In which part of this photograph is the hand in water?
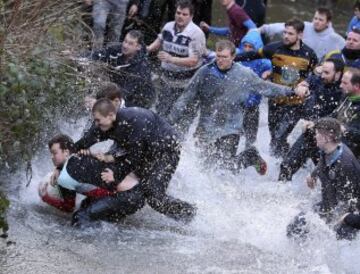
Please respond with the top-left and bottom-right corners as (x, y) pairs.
(306, 175), (317, 189)
(101, 168), (115, 184)
(50, 169), (60, 186)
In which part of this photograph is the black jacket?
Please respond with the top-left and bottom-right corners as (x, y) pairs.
(90, 45), (155, 108)
(312, 144), (360, 215)
(75, 107), (179, 176)
(303, 75), (343, 121)
(331, 96), (360, 158)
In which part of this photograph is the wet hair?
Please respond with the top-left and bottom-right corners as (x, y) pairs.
(48, 134), (75, 153)
(324, 58), (344, 73)
(215, 40), (236, 56)
(315, 117), (342, 142)
(354, 1), (360, 10)
(126, 30), (144, 45)
(96, 83), (123, 101)
(284, 18), (305, 33)
(92, 98), (116, 116)
(176, 0), (194, 15)
(316, 7), (332, 21)
(349, 27), (360, 36)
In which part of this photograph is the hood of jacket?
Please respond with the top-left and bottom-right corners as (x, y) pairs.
(238, 30), (264, 53)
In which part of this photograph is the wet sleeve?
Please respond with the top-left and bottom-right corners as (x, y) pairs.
(74, 123), (107, 151)
(248, 69), (293, 97)
(243, 19), (257, 30)
(261, 23), (285, 38)
(168, 69), (201, 128)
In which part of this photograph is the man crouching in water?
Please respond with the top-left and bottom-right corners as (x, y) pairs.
(73, 98), (196, 225)
(41, 134), (141, 225)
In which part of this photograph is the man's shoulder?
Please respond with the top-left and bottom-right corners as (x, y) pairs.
(162, 21), (175, 32)
(185, 22), (205, 37)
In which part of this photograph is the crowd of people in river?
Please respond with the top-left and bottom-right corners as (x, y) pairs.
(38, 0), (360, 241)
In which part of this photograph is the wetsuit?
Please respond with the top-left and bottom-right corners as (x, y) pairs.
(236, 41), (318, 157)
(287, 144), (360, 240)
(75, 107), (196, 223)
(279, 75), (343, 181)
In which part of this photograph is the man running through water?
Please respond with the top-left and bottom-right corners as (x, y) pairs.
(74, 98), (196, 224)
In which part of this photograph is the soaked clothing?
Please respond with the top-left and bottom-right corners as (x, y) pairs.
(323, 48), (360, 70)
(280, 95), (360, 181)
(89, 45), (155, 108)
(288, 144), (360, 241)
(168, 61), (293, 144)
(75, 107), (196, 222)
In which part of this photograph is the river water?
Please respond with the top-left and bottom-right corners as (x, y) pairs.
(1, 1), (359, 274)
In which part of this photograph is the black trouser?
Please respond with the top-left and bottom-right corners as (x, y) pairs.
(201, 134), (261, 173)
(72, 184), (145, 226)
(268, 100), (304, 157)
(140, 146), (197, 223)
(279, 129), (319, 181)
(243, 105), (260, 147)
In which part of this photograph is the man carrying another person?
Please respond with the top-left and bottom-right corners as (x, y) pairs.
(147, 0), (206, 117)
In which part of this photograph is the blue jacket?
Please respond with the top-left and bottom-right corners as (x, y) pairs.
(347, 16), (360, 34)
(237, 31), (272, 107)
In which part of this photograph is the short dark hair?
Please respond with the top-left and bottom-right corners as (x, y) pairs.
(316, 7), (332, 22)
(285, 18), (305, 33)
(315, 117), (342, 142)
(349, 28), (360, 36)
(324, 58), (344, 73)
(176, 0), (194, 15)
(126, 30), (144, 45)
(215, 40), (236, 56)
(48, 134), (75, 153)
(92, 98), (117, 117)
(349, 68), (360, 86)
(96, 83), (123, 101)
(354, 1), (360, 10)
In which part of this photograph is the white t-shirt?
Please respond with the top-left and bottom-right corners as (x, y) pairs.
(159, 21), (206, 73)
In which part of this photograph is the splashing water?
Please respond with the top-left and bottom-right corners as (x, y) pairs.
(1, 101), (360, 274)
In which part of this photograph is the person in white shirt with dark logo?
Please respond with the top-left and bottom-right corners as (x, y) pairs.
(147, 0), (206, 117)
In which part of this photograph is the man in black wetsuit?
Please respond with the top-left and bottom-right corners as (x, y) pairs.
(74, 98), (196, 224)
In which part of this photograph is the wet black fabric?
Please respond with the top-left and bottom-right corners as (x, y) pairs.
(75, 107), (196, 222)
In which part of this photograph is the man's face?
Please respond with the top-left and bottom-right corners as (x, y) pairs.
(312, 12), (329, 32)
(50, 143), (70, 167)
(243, 42), (255, 52)
(175, 7), (192, 29)
(340, 71), (353, 94)
(320, 61), (337, 84)
(93, 111), (115, 131)
(283, 26), (301, 47)
(315, 130), (330, 151)
(215, 48), (234, 70)
(345, 31), (360, 50)
(121, 34), (141, 57)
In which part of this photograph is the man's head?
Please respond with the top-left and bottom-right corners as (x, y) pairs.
(283, 18), (304, 47)
(215, 40), (236, 71)
(48, 134), (75, 167)
(312, 7), (332, 32)
(92, 98), (117, 132)
(340, 68), (360, 95)
(320, 58), (344, 84)
(121, 30), (143, 58)
(242, 42), (255, 52)
(315, 117), (342, 150)
(96, 83), (124, 110)
(175, 0), (194, 30)
(345, 29), (360, 50)
(354, 1), (360, 20)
